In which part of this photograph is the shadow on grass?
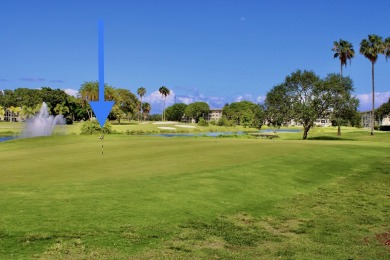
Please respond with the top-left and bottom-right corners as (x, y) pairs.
(308, 136), (356, 141)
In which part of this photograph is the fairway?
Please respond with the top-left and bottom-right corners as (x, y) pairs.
(0, 134), (389, 258)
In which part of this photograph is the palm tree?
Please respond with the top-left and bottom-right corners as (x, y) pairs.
(142, 102), (151, 121)
(360, 34), (384, 136)
(54, 102), (70, 115)
(21, 105), (35, 120)
(332, 39), (355, 77)
(159, 86), (170, 121)
(384, 37), (390, 60)
(137, 87), (146, 122)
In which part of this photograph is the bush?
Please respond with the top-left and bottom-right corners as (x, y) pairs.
(374, 125), (380, 130)
(80, 119), (112, 135)
(198, 117), (209, 126)
(65, 117), (73, 125)
(379, 125), (390, 131)
(217, 116), (235, 127)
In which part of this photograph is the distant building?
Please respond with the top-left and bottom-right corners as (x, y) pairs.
(207, 108), (223, 121)
(4, 108), (21, 122)
(360, 110), (380, 128)
(381, 114), (390, 126)
(288, 117), (331, 127)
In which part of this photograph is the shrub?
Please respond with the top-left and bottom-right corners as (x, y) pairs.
(65, 117), (73, 125)
(198, 117), (209, 126)
(379, 125), (390, 131)
(80, 120), (112, 135)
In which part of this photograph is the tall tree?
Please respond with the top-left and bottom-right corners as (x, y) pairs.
(323, 74), (359, 136)
(332, 39), (355, 77)
(159, 86), (170, 121)
(360, 34), (384, 135)
(284, 70), (326, 140)
(137, 87), (146, 122)
(265, 84), (292, 129)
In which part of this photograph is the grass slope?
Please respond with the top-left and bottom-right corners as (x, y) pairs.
(0, 132), (389, 258)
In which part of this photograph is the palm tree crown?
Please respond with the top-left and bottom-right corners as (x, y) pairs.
(332, 39), (355, 76)
(359, 34), (383, 64)
(383, 37), (390, 61)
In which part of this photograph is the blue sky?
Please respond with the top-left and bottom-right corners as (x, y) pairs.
(1, 0), (389, 113)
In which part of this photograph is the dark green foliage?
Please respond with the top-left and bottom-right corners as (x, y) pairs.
(65, 117), (73, 125)
(322, 74), (359, 135)
(184, 102), (210, 123)
(265, 84), (292, 128)
(376, 98), (390, 121)
(80, 120), (112, 135)
(223, 101), (265, 128)
(165, 103), (188, 121)
(0, 87), (69, 115)
(147, 114), (162, 121)
(379, 125), (390, 131)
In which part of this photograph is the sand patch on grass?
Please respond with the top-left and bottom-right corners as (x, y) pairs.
(153, 121), (176, 125)
(174, 125), (196, 128)
(157, 127), (176, 130)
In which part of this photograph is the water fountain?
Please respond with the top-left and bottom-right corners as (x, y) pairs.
(21, 102), (65, 138)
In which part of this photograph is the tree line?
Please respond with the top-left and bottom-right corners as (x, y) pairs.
(332, 35), (390, 135)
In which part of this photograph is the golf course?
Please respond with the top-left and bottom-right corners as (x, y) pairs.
(0, 123), (389, 259)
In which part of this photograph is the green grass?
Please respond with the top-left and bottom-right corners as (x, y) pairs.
(0, 127), (389, 258)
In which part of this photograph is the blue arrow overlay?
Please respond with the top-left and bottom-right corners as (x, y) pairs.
(89, 20), (114, 128)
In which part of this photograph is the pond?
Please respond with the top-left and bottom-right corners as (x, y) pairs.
(155, 129), (301, 137)
(0, 136), (15, 142)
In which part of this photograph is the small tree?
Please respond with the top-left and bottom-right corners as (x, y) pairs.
(142, 102), (151, 121)
(165, 103), (187, 121)
(323, 74), (359, 136)
(184, 102), (210, 123)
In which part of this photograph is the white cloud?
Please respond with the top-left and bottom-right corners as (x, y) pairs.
(63, 88), (79, 97)
(356, 91), (390, 111)
(144, 90), (176, 113)
(256, 95), (266, 103)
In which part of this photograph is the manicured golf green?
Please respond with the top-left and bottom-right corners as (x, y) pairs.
(0, 129), (389, 258)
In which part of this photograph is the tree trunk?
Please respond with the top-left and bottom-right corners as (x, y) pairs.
(140, 97), (143, 122)
(371, 62), (375, 136)
(302, 125), (311, 140)
(337, 125), (341, 136)
(340, 63), (343, 78)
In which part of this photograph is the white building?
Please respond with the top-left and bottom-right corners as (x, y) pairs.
(207, 108), (223, 121)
